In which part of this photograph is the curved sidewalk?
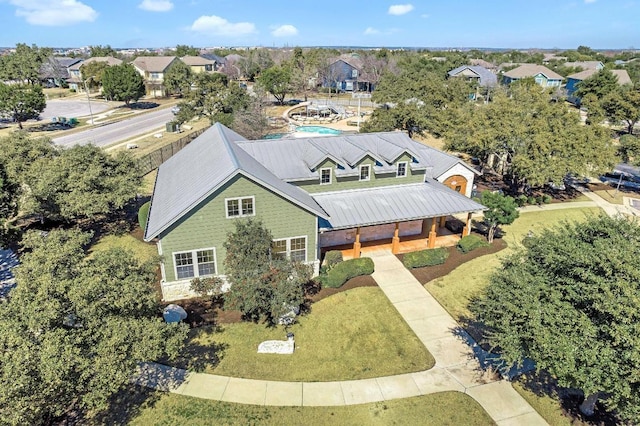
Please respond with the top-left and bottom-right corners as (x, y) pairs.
(136, 251), (547, 425)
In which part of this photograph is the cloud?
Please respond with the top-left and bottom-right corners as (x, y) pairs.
(271, 24), (298, 37)
(189, 15), (256, 36)
(138, 0), (174, 12)
(10, 0), (97, 26)
(388, 4), (414, 15)
(364, 27), (380, 35)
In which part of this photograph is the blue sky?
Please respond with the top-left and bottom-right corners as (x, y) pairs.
(0, 0), (638, 49)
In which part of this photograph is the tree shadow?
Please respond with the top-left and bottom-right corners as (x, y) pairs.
(90, 385), (161, 425)
(167, 325), (228, 372)
(127, 102), (159, 110)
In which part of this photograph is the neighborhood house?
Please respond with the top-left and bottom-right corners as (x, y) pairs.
(144, 124), (484, 301)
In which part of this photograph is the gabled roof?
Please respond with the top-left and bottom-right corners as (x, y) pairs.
(132, 56), (177, 73)
(68, 56), (122, 71)
(315, 180), (486, 231)
(144, 124), (328, 241)
(565, 61), (604, 71)
(470, 59), (497, 70)
(201, 53), (226, 64)
(448, 65), (498, 87)
(331, 54), (364, 70)
(503, 64), (564, 80)
(180, 56), (215, 66)
(567, 69), (632, 85)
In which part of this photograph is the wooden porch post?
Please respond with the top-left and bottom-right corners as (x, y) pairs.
(391, 222), (400, 254)
(462, 212), (472, 237)
(353, 227), (361, 259)
(439, 216), (446, 228)
(428, 218), (437, 248)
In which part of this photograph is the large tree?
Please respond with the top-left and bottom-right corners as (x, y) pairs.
(223, 218), (311, 324)
(480, 191), (519, 243)
(89, 44), (117, 58)
(445, 85), (617, 190)
(102, 63), (145, 106)
(80, 60), (110, 91)
(0, 82), (46, 129)
(600, 89), (640, 135)
(0, 162), (18, 246)
(257, 65), (293, 105)
(473, 215), (640, 422)
(163, 60), (193, 97)
(0, 43), (52, 84)
(0, 228), (188, 425)
(175, 44), (199, 57)
(574, 68), (623, 100)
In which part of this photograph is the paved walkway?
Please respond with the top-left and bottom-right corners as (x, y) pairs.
(135, 250), (547, 425)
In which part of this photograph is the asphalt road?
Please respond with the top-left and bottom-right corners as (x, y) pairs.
(41, 98), (112, 121)
(52, 107), (174, 147)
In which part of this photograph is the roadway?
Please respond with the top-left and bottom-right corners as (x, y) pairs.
(52, 107), (174, 148)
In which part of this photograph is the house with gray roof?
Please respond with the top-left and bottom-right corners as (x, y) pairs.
(448, 65), (497, 100)
(502, 64), (564, 88)
(564, 61), (604, 71)
(66, 56), (123, 91)
(144, 123), (484, 300)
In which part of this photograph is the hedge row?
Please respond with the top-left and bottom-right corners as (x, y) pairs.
(457, 234), (489, 253)
(402, 248), (448, 269)
(320, 257), (374, 288)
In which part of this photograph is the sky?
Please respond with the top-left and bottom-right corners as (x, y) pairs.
(0, 0), (638, 50)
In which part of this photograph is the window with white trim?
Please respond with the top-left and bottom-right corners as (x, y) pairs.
(320, 168), (332, 185)
(359, 164), (371, 181)
(226, 196), (255, 218)
(174, 248), (217, 280)
(396, 161), (408, 177)
(272, 236), (307, 262)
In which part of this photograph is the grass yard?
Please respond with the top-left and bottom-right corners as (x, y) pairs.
(141, 170), (157, 196)
(592, 189), (640, 205)
(512, 381), (573, 426)
(89, 231), (157, 263)
(129, 391), (495, 426)
(172, 287), (434, 381)
(426, 207), (602, 321)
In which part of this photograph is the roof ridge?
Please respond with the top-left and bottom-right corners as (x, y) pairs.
(216, 123), (240, 170)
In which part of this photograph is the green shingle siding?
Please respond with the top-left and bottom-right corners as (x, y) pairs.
(159, 174), (317, 282)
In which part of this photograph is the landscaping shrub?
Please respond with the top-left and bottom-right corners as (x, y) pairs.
(542, 194), (552, 204)
(457, 234), (489, 253)
(515, 194), (529, 207)
(138, 201), (150, 230)
(321, 257), (374, 288)
(402, 248), (448, 269)
(527, 196), (537, 205)
(323, 250), (343, 271)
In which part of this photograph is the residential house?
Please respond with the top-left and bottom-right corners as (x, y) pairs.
(502, 64), (564, 87)
(470, 59), (497, 72)
(566, 69), (632, 103)
(39, 57), (83, 87)
(200, 53), (226, 71)
(179, 56), (216, 74)
(448, 65), (497, 100)
(542, 53), (568, 64)
(132, 56), (179, 97)
(144, 123), (484, 301)
(67, 56), (123, 91)
(324, 54), (373, 92)
(564, 61), (604, 71)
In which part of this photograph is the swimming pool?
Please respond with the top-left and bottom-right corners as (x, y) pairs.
(295, 126), (342, 135)
(264, 126), (343, 140)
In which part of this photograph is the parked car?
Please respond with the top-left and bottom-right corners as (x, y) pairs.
(171, 106), (180, 115)
(286, 99), (303, 106)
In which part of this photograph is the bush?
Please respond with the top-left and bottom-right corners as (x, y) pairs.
(138, 201), (150, 230)
(323, 250), (343, 271)
(542, 194), (552, 204)
(402, 248), (449, 269)
(515, 194), (529, 207)
(320, 257), (374, 288)
(527, 196), (537, 205)
(457, 234), (489, 253)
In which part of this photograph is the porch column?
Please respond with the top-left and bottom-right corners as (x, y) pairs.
(439, 216), (446, 228)
(353, 227), (361, 259)
(391, 222), (400, 254)
(428, 218), (438, 248)
(462, 212), (472, 237)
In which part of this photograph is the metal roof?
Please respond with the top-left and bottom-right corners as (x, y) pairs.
(448, 65), (498, 87)
(314, 180), (486, 231)
(144, 123), (328, 241)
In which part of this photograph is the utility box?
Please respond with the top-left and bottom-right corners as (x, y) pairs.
(165, 122), (177, 133)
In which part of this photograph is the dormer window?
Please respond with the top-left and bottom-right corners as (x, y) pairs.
(359, 164), (371, 181)
(396, 162), (408, 178)
(320, 168), (332, 185)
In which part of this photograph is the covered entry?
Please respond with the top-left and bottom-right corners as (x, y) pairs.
(313, 180), (485, 259)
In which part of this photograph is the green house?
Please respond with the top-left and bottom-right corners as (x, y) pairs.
(144, 123), (484, 300)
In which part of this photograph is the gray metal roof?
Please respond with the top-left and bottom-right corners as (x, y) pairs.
(448, 65), (498, 87)
(236, 132), (475, 182)
(314, 180), (486, 231)
(144, 123), (328, 241)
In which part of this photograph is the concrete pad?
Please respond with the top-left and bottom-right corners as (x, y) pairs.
(376, 374), (422, 400)
(265, 381), (303, 406)
(178, 373), (229, 400)
(406, 315), (460, 343)
(466, 381), (537, 422)
(394, 298), (449, 321)
(221, 377), (267, 405)
(371, 269), (416, 287)
(496, 411), (548, 426)
(427, 336), (476, 368)
(340, 378), (384, 405)
(411, 369), (465, 394)
(381, 284), (431, 304)
(303, 382), (345, 406)
(369, 255), (403, 271)
(445, 360), (490, 388)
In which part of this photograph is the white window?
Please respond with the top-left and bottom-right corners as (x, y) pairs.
(359, 164), (371, 181)
(396, 161), (408, 178)
(150, 72), (161, 79)
(174, 248), (217, 280)
(320, 168), (332, 185)
(226, 196), (255, 218)
(272, 236), (307, 262)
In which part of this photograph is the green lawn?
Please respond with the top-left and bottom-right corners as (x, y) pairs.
(512, 380), (573, 426)
(426, 207), (601, 321)
(172, 287), (434, 381)
(89, 231), (158, 263)
(129, 391), (495, 426)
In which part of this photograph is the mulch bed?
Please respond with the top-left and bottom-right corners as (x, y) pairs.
(397, 236), (508, 285)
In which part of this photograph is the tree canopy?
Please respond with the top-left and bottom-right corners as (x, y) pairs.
(600, 89), (640, 135)
(257, 65), (293, 105)
(175, 44), (199, 57)
(480, 191), (519, 242)
(473, 215), (640, 422)
(89, 44), (117, 58)
(80, 60), (110, 90)
(163, 60), (193, 97)
(102, 63), (145, 105)
(574, 68), (622, 100)
(0, 228), (188, 424)
(0, 43), (52, 84)
(0, 82), (46, 129)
